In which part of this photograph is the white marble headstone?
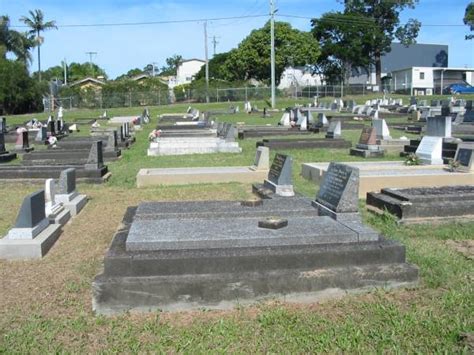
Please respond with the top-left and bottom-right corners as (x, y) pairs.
(416, 136), (443, 165)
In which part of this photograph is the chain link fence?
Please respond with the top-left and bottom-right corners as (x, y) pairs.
(43, 84), (404, 111)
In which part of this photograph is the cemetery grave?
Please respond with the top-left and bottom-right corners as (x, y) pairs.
(0, 132), (17, 162)
(136, 147), (270, 187)
(93, 161), (417, 314)
(349, 127), (385, 158)
(366, 185), (474, 224)
(0, 168), (87, 259)
(147, 122), (241, 156)
(0, 141), (110, 183)
(301, 148), (474, 197)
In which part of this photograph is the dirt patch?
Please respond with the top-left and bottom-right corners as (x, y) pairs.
(446, 240), (474, 260)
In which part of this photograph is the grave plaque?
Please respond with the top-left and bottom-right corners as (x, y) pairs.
(315, 163), (359, 213)
(454, 143), (474, 172)
(358, 127), (377, 145)
(268, 154), (292, 186)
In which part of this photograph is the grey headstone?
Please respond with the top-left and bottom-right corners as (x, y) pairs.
(325, 120), (341, 139)
(224, 125), (236, 142)
(85, 141), (104, 170)
(35, 127), (47, 142)
(426, 116), (451, 138)
(58, 168), (76, 194)
(315, 163), (359, 213)
(14, 190), (46, 228)
(107, 131), (118, 149)
(267, 154), (292, 186)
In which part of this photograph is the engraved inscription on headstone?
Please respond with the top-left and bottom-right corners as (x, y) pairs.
(268, 154), (287, 184)
(454, 143), (474, 172)
(358, 127), (376, 145)
(315, 163), (359, 213)
(457, 149), (472, 167)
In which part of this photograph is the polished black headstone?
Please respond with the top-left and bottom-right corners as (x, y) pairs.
(441, 106), (450, 117)
(49, 120), (56, 135)
(0, 117), (6, 133)
(0, 132), (5, 152)
(315, 163), (359, 213)
(14, 190), (46, 228)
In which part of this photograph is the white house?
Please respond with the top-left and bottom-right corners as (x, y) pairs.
(390, 67), (474, 95)
(169, 59), (205, 88)
(278, 66), (323, 90)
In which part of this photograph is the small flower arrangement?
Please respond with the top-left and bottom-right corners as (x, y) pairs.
(148, 129), (162, 142)
(404, 153), (421, 166)
(447, 158), (461, 172)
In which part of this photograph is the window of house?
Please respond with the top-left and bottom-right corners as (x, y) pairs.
(420, 72), (425, 80)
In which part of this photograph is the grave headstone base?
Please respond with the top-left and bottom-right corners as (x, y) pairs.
(56, 193), (87, 216)
(350, 146), (385, 158)
(252, 180), (295, 198)
(48, 208), (71, 226)
(0, 223), (62, 260)
(0, 152), (17, 162)
(92, 201), (418, 315)
(367, 185), (474, 224)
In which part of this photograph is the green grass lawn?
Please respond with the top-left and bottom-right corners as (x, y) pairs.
(0, 100), (473, 353)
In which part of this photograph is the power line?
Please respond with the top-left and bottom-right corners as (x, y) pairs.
(278, 14), (466, 27)
(9, 12), (465, 29)
(10, 14), (268, 28)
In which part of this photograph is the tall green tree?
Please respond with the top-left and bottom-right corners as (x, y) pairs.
(311, 12), (375, 84)
(343, 0), (421, 88)
(20, 9), (57, 82)
(160, 54), (183, 76)
(0, 15), (34, 64)
(68, 62), (107, 82)
(464, 2), (474, 40)
(0, 58), (43, 114)
(194, 51), (232, 80)
(220, 21), (320, 84)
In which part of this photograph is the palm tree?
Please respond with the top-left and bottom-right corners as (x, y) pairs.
(20, 9), (57, 81)
(0, 15), (34, 64)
